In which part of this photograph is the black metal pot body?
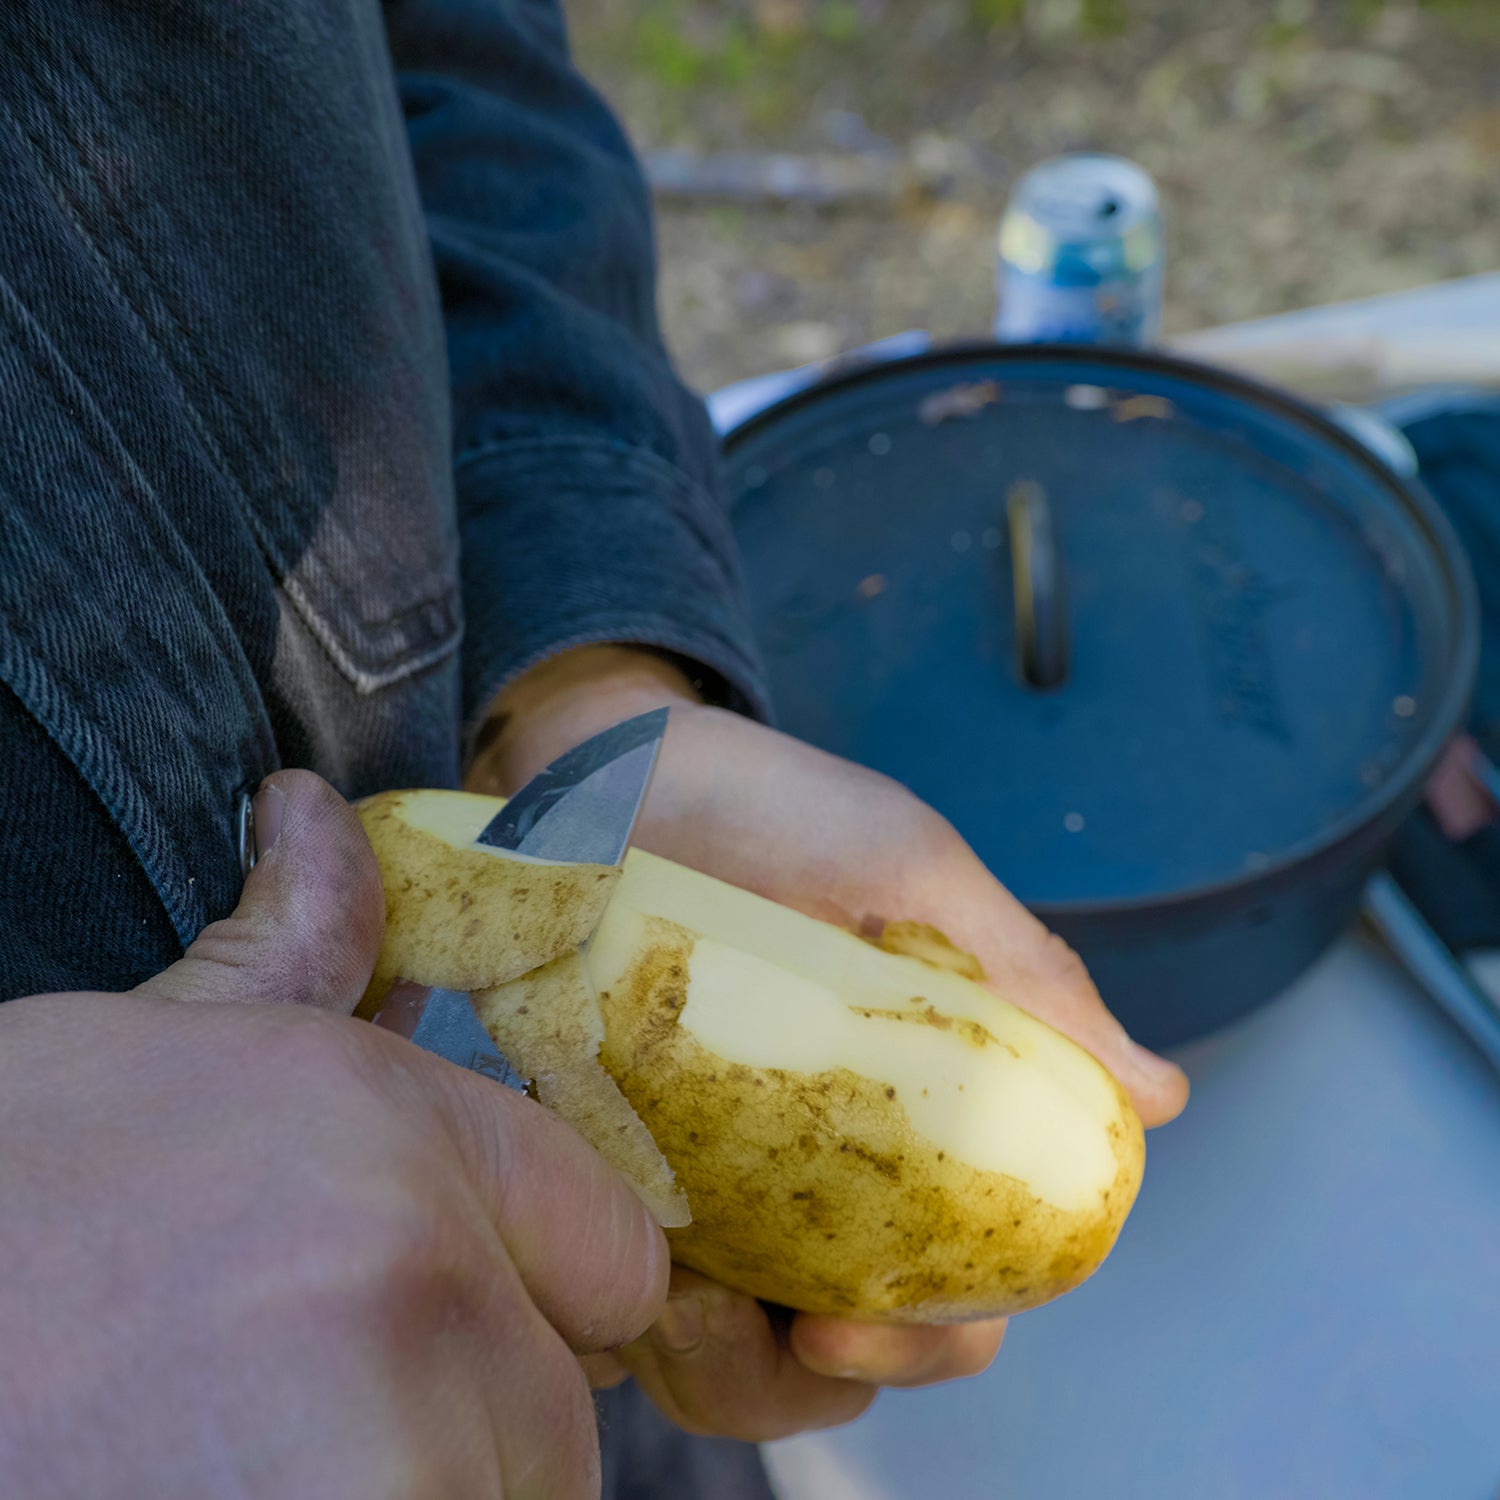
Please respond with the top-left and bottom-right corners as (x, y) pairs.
(724, 344), (1478, 1048)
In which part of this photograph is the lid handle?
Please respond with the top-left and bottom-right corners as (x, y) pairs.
(1008, 480), (1070, 691)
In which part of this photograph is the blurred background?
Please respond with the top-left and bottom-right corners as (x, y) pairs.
(566, 0), (1500, 393)
(559, 10), (1500, 1493)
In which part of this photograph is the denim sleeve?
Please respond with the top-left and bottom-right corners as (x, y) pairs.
(381, 0), (771, 743)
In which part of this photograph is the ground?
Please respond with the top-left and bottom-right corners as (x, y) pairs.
(566, 0), (1500, 395)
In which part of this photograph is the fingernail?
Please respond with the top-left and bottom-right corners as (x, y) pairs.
(1128, 1038), (1183, 1084)
(373, 981), (430, 1039)
(651, 1296), (704, 1354)
(252, 783), (285, 862)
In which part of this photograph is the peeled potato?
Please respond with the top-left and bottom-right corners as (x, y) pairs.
(355, 789), (620, 1017)
(357, 792), (1140, 1320)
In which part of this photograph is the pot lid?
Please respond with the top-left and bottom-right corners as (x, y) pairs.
(725, 345), (1476, 912)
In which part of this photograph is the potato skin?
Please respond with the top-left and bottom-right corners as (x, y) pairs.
(358, 790), (1145, 1318)
(355, 791), (618, 1018)
(473, 955), (692, 1228)
(597, 916), (1145, 1323)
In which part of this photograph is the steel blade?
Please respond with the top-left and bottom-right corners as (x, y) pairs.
(475, 706), (668, 866)
(377, 984), (531, 1094)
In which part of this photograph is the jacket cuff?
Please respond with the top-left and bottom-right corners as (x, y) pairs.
(455, 436), (773, 751)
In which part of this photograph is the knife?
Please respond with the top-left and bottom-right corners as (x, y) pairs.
(373, 707), (670, 1088)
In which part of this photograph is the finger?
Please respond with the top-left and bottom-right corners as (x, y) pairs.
(635, 720), (1188, 1129)
(908, 845), (1189, 1129)
(487, 1322), (604, 1500)
(369, 1243), (601, 1500)
(614, 1266), (876, 1442)
(380, 1037), (670, 1355)
(976, 914), (1189, 1130)
(790, 1313), (1006, 1388)
(1427, 734), (1493, 840)
(136, 770), (384, 1014)
(578, 1351), (632, 1390)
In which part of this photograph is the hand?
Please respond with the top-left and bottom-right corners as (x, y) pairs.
(1426, 734), (1495, 841)
(469, 648), (1189, 1440)
(0, 771), (667, 1499)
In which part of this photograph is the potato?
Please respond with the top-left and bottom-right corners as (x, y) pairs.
(355, 789), (619, 1017)
(479, 847), (1145, 1324)
(475, 953), (691, 1229)
(359, 787), (1143, 1321)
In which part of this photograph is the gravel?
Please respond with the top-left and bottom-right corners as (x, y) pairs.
(569, 0), (1500, 394)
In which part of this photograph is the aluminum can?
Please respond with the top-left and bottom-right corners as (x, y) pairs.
(995, 153), (1163, 346)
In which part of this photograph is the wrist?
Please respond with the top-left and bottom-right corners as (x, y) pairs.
(467, 645), (703, 795)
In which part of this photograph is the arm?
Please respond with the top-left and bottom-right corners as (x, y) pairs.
(382, 0), (771, 758)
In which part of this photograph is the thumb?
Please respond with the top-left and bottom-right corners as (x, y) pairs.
(136, 770), (385, 1012)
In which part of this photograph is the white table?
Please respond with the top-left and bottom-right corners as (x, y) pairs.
(707, 272), (1500, 432)
(1176, 271), (1500, 399)
(764, 937), (1500, 1499)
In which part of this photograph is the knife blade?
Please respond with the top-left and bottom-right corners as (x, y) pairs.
(375, 708), (670, 1086)
(474, 706), (669, 866)
(376, 982), (533, 1093)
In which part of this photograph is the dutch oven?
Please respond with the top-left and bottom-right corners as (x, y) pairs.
(724, 344), (1479, 1049)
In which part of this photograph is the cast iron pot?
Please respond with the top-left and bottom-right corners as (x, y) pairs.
(723, 343), (1478, 1049)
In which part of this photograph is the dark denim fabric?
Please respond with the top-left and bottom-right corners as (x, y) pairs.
(0, 0), (768, 995)
(387, 0), (770, 740)
(0, 4), (771, 1493)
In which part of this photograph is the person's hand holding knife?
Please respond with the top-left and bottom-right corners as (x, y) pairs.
(0, 773), (667, 1500)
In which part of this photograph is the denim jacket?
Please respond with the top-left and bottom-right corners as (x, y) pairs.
(0, 0), (769, 998)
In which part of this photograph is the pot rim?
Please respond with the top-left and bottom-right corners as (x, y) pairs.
(724, 340), (1481, 923)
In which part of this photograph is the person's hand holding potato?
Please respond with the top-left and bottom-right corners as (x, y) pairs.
(465, 646), (1190, 1441)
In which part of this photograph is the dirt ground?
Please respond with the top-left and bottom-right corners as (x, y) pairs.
(567, 0), (1500, 395)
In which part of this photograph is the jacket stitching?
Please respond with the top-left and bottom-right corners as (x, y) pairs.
(11, 43), (459, 689)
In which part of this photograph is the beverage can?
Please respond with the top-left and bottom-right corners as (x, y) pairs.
(995, 154), (1164, 346)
